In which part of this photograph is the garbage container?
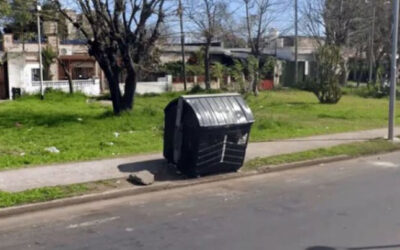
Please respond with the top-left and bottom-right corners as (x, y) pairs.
(11, 88), (21, 100)
(164, 93), (255, 177)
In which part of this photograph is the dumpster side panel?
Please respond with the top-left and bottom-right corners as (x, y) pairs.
(176, 108), (200, 176)
(193, 124), (252, 175)
(163, 100), (178, 162)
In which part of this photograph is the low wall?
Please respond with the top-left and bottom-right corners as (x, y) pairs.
(172, 81), (221, 91)
(119, 75), (172, 95)
(27, 79), (101, 96)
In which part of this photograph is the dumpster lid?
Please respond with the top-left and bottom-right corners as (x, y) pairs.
(181, 93), (255, 127)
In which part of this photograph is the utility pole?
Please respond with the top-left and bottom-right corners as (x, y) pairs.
(178, 0), (187, 91)
(37, 4), (44, 100)
(388, 0), (399, 141)
(294, 0), (298, 86)
(368, 2), (376, 84)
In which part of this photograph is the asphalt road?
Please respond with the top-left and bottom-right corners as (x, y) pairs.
(2, 152), (400, 250)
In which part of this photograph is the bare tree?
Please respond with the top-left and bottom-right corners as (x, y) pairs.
(186, 0), (227, 89)
(54, 0), (165, 114)
(243, 0), (279, 95)
(300, 0), (325, 44)
(302, 0), (367, 85)
(366, 0), (392, 87)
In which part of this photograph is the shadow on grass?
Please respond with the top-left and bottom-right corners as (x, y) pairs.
(0, 111), (91, 127)
(118, 159), (184, 181)
(257, 101), (317, 110)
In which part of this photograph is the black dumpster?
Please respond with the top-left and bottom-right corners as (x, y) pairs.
(11, 88), (21, 100)
(164, 93), (255, 177)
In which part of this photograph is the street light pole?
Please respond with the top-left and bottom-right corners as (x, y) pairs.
(368, 3), (376, 84)
(37, 4), (44, 100)
(178, 0), (187, 91)
(294, 0), (298, 86)
(388, 0), (400, 140)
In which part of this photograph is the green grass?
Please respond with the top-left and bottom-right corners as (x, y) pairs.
(0, 89), (399, 170)
(244, 139), (400, 170)
(246, 89), (400, 141)
(0, 184), (89, 208)
(0, 91), (179, 170)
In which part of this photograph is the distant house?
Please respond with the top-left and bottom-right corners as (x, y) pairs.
(271, 36), (322, 86)
(0, 51), (7, 99)
(0, 14), (323, 100)
(160, 42), (237, 65)
(161, 36), (322, 87)
(0, 18), (105, 100)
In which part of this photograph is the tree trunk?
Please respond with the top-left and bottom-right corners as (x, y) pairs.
(252, 72), (259, 96)
(356, 59), (362, 88)
(22, 28), (25, 52)
(104, 69), (123, 115)
(58, 59), (74, 94)
(204, 42), (211, 90)
(252, 57), (260, 96)
(122, 69), (137, 111)
(340, 58), (349, 86)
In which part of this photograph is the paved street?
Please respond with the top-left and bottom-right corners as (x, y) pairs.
(2, 152), (400, 250)
(1, 127), (398, 192)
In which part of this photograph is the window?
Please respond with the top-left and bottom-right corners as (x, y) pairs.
(31, 68), (40, 81)
(72, 67), (94, 80)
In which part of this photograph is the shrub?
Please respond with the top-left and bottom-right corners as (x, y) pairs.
(188, 85), (204, 94)
(160, 61), (182, 76)
(230, 60), (245, 93)
(307, 45), (342, 104)
(42, 46), (57, 81)
(187, 85), (223, 95)
(211, 62), (225, 81)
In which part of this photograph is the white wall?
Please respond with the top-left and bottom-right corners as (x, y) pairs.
(28, 79), (101, 96)
(120, 75), (172, 95)
(7, 52), (101, 98)
(7, 53), (41, 98)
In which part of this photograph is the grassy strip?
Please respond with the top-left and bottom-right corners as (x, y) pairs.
(0, 184), (90, 208)
(1, 89), (400, 170)
(1, 139), (400, 209)
(244, 139), (400, 170)
(0, 178), (129, 209)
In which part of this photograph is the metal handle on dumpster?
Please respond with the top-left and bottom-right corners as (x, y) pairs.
(173, 98), (183, 163)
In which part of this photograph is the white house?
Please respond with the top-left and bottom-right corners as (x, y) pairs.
(0, 30), (105, 99)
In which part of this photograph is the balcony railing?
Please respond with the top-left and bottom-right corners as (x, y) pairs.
(31, 79), (97, 87)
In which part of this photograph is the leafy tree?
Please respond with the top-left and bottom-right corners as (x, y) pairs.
(246, 55), (259, 91)
(230, 60), (245, 92)
(260, 56), (275, 79)
(41, 46), (57, 81)
(5, 0), (37, 51)
(161, 61), (183, 77)
(186, 49), (205, 76)
(211, 62), (225, 85)
(0, 0), (10, 20)
(186, 64), (204, 76)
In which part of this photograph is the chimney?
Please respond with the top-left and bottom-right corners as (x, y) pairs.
(47, 35), (58, 49)
(2, 34), (13, 51)
(43, 21), (58, 36)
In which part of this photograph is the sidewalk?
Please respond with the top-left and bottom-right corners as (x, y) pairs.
(0, 127), (398, 192)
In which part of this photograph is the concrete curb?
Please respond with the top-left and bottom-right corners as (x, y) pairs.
(0, 155), (352, 218)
